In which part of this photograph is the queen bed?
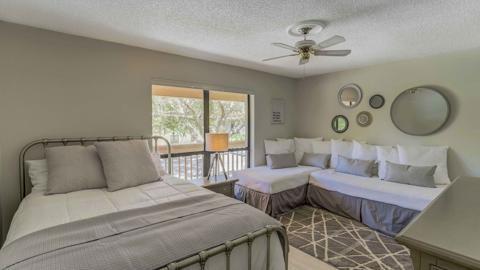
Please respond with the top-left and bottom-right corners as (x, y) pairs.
(0, 136), (288, 270)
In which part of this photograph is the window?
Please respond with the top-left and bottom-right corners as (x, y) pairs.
(152, 84), (250, 180)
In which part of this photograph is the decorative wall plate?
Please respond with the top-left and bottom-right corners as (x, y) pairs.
(369, 94), (385, 109)
(356, 111), (372, 127)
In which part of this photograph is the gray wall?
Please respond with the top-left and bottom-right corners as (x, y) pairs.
(0, 22), (297, 238)
(295, 48), (480, 179)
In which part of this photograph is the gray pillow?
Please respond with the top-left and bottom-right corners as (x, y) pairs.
(299, 153), (331, 169)
(335, 155), (375, 177)
(267, 153), (297, 169)
(384, 161), (437, 188)
(46, 145), (106, 195)
(95, 140), (160, 191)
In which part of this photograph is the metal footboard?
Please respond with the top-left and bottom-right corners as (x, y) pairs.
(159, 225), (289, 270)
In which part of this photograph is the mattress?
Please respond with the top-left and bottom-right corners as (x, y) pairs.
(233, 165), (322, 194)
(5, 175), (211, 246)
(309, 169), (446, 211)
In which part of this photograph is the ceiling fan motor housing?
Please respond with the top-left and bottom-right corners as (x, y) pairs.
(295, 40), (316, 49)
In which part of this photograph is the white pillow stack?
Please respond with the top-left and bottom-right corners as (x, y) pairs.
(312, 140), (331, 154)
(330, 139), (354, 168)
(352, 140), (377, 161)
(376, 146), (400, 179)
(292, 137), (323, 163)
(397, 145), (450, 185)
(264, 139), (294, 155)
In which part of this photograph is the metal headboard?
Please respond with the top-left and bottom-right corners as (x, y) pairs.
(19, 136), (172, 198)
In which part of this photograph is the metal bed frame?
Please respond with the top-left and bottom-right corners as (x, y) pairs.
(18, 136), (289, 270)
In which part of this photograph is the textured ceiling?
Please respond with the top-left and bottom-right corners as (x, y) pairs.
(1, 0), (480, 78)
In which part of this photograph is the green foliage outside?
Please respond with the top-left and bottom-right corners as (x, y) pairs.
(152, 96), (247, 145)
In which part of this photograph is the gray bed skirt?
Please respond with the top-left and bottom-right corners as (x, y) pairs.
(235, 184), (308, 217)
(307, 184), (419, 236)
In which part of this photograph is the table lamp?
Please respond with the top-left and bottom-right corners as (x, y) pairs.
(205, 133), (229, 180)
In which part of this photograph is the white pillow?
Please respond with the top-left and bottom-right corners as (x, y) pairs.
(397, 145), (450, 185)
(376, 146), (400, 179)
(25, 159), (48, 192)
(292, 137), (323, 163)
(275, 138), (296, 153)
(330, 139), (353, 168)
(264, 139), (294, 154)
(312, 141), (331, 154)
(352, 140), (377, 160)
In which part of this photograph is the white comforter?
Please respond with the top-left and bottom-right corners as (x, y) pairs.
(4, 176), (285, 270)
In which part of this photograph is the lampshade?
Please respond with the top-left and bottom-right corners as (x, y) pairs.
(205, 133), (229, 152)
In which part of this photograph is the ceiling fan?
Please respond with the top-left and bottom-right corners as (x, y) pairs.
(263, 26), (351, 65)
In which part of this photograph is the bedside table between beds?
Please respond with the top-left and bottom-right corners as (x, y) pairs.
(191, 177), (238, 198)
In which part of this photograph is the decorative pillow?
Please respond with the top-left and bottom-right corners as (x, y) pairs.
(292, 137), (323, 163)
(264, 139), (294, 154)
(376, 146), (400, 179)
(312, 140), (331, 154)
(267, 153), (297, 169)
(352, 140), (377, 160)
(335, 155), (376, 177)
(299, 153), (331, 169)
(46, 145), (107, 195)
(397, 145), (450, 185)
(95, 140), (160, 191)
(25, 159), (48, 192)
(330, 139), (353, 169)
(384, 161), (437, 188)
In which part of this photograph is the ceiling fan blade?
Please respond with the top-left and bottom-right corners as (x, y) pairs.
(262, 53), (299, 62)
(271, 42), (298, 52)
(299, 57), (309, 65)
(313, 35), (346, 49)
(314, 49), (351, 56)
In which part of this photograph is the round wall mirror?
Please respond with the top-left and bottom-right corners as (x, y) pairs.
(332, 115), (349, 133)
(391, 87), (450, 136)
(338, 84), (362, 108)
(357, 111), (372, 127)
(369, 94), (385, 109)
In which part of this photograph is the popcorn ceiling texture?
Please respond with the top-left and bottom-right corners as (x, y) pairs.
(1, 0), (480, 78)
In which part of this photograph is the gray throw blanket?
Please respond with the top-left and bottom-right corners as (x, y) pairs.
(0, 193), (285, 270)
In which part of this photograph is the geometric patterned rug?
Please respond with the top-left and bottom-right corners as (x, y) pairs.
(278, 206), (413, 270)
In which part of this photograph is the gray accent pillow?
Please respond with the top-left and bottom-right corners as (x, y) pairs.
(267, 153), (297, 169)
(46, 145), (107, 195)
(299, 153), (331, 169)
(335, 155), (375, 177)
(95, 140), (160, 191)
(384, 161), (437, 188)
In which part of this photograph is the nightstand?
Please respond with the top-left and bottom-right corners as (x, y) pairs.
(191, 177), (238, 198)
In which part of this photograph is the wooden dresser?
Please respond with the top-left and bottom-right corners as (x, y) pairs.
(396, 177), (480, 270)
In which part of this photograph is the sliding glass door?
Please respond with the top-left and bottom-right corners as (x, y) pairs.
(152, 84), (250, 180)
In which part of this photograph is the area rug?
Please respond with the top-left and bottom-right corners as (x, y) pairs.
(278, 206), (413, 270)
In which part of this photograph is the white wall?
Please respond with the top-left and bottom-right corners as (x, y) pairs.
(0, 22), (297, 238)
(295, 48), (480, 179)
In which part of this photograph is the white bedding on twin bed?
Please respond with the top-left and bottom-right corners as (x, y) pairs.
(309, 169), (447, 211)
(233, 165), (322, 194)
(4, 176), (285, 270)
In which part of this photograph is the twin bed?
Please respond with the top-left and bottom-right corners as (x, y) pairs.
(235, 164), (446, 236)
(0, 136), (288, 270)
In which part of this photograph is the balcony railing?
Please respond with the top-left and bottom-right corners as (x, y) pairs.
(156, 142), (249, 181)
